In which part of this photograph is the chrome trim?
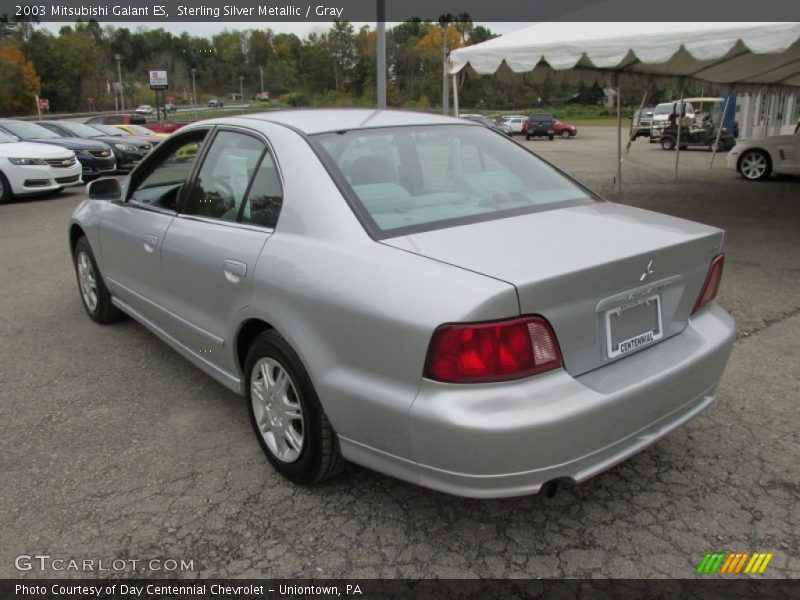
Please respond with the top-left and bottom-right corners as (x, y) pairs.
(176, 213), (276, 234)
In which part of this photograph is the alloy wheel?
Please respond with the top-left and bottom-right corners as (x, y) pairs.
(740, 152), (767, 180)
(76, 251), (98, 312)
(251, 357), (305, 463)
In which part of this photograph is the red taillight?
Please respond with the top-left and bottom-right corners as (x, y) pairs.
(424, 316), (563, 383)
(692, 253), (725, 314)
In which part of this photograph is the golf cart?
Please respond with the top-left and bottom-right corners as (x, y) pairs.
(659, 97), (736, 152)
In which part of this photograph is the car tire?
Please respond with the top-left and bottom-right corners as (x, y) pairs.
(73, 236), (125, 324)
(0, 171), (13, 204)
(548, 135), (554, 141)
(561, 130), (570, 139)
(246, 330), (345, 485)
(525, 135), (531, 141)
(661, 136), (676, 151)
(708, 139), (724, 152)
(738, 149), (772, 181)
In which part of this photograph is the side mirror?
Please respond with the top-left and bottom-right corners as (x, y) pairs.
(87, 178), (121, 201)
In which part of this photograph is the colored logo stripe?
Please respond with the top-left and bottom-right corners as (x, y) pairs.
(697, 552), (774, 574)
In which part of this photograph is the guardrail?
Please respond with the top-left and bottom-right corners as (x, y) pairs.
(13, 104), (255, 122)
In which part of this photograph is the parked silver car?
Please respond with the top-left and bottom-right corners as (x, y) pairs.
(69, 110), (735, 498)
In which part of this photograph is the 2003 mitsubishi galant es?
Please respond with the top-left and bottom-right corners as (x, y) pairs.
(69, 110), (735, 498)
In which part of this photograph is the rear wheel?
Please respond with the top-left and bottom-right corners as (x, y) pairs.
(0, 171), (12, 204)
(739, 150), (771, 181)
(661, 136), (676, 151)
(548, 134), (554, 141)
(560, 130), (570, 139)
(246, 330), (344, 485)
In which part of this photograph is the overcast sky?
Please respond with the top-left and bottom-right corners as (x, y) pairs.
(41, 21), (529, 38)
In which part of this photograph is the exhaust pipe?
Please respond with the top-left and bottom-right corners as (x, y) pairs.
(540, 480), (559, 498)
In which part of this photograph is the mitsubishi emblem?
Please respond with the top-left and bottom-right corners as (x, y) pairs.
(640, 260), (655, 282)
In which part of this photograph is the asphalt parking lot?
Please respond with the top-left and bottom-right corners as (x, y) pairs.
(1, 126), (797, 579)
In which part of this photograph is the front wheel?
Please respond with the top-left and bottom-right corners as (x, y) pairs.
(246, 330), (345, 485)
(739, 150), (771, 181)
(560, 130), (570, 139)
(548, 134), (554, 141)
(0, 171), (13, 204)
(73, 237), (124, 324)
(661, 136), (676, 151)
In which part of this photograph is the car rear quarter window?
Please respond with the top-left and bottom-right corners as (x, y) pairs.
(240, 151), (283, 228)
(314, 124), (595, 238)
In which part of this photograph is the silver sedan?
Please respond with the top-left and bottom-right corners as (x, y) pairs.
(69, 110), (735, 498)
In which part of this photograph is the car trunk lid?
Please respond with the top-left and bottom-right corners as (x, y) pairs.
(382, 202), (724, 377)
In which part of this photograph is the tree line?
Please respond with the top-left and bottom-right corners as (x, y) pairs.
(0, 18), (673, 116)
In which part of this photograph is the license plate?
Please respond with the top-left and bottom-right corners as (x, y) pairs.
(605, 295), (663, 358)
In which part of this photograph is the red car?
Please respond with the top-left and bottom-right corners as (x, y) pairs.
(85, 114), (187, 135)
(521, 116), (578, 139)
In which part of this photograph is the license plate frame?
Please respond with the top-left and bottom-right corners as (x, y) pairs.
(605, 294), (664, 358)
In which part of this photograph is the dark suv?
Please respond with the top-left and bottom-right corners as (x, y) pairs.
(0, 119), (116, 180)
(525, 114), (556, 140)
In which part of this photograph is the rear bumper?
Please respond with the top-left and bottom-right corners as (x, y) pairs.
(401, 303), (735, 498)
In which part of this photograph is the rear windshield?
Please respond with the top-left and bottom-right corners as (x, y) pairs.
(313, 124), (595, 238)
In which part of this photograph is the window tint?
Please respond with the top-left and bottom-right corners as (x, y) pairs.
(182, 131), (265, 222)
(241, 151), (283, 228)
(129, 131), (207, 210)
(315, 124), (594, 236)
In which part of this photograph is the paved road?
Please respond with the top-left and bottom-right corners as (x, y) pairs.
(1, 127), (797, 579)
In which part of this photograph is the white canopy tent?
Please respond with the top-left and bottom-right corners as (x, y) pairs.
(449, 22), (800, 191)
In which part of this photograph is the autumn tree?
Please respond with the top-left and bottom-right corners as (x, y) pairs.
(0, 43), (40, 115)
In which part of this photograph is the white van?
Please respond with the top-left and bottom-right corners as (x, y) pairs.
(650, 101), (695, 141)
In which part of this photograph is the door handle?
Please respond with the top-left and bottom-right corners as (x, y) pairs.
(224, 259), (247, 282)
(143, 234), (158, 252)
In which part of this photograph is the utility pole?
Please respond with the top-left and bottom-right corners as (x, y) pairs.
(376, 0), (386, 109)
(114, 54), (124, 111)
(191, 68), (197, 119)
(259, 66), (264, 95)
(239, 76), (244, 105)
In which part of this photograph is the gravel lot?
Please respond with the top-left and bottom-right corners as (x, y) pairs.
(1, 126), (797, 579)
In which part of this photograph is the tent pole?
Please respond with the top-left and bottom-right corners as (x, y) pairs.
(452, 73), (459, 117)
(710, 87), (732, 168)
(616, 72), (622, 194)
(626, 81), (652, 155)
(674, 82), (685, 180)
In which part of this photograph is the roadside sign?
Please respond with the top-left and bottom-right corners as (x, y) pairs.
(149, 70), (168, 90)
(38, 98), (49, 110)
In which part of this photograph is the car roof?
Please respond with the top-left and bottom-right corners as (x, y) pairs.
(230, 109), (467, 135)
